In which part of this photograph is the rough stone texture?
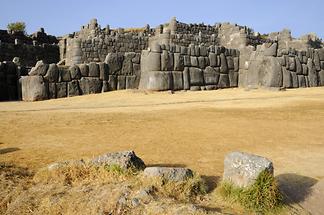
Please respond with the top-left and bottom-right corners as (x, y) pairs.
(141, 51), (161, 72)
(139, 71), (172, 91)
(183, 67), (190, 90)
(48, 82), (56, 99)
(319, 70), (324, 86)
(108, 75), (117, 90)
(121, 53), (134, 75)
(69, 64), (81, 80)
(172, 71), (183, 90)
(308, 59), (318, 87)
(28, 60), (49, 76)
(117, 75), (126, 90)
(88, 62), (100, 77)
(98, 62), (109, 80)
(204, 66), (219, 85)
(223, 151), (274, 188)
(282, 68), (292, 88)
(44, 63), (59, 82)
(143, 167), (193, 182)
(297, 75), (306, 88)
(56, 82), (67, 98)
(189, 67), (204, 86)
(20, 76), (48, 101)
(126, 75), (137, 89)
(263, 43), (277, 57)
(174, 53), (184, 71)
(79, 64), (89, 77)
(101, 80), (109, 92)
(68, 80), (80, 97)
(91, 151), (145, 171)
(79, 77), (102, 94)
(105, 53), (124, 74)
(218, 74), (230, 88)
(228, 70), (238, 87)
(220, 53), (228, 73)
(59, 66), (71, 82)
(291, 72), (299, 88)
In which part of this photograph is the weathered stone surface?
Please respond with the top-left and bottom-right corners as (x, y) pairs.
(263, 43), (277, 57)
(198, 56), (206, 69)
(183, 55), (191, 67)
(189, 67), (204, 86)
(233, 57), (239, 72)
(190, 56), (198, 67)
(105, 53), (124, 74)
(108, 75), (117, 91)
(59, 66), (71, 82)
(218, 74), (230, 88)
(28, 60), (49, 76)
(91, 151), (145, 171)
(56, 82), (67, 98)
(140, 50), (160, 72)
(48, 82), (56, 99)
(172, 71), (183, 90)
(121, 53), (134, 75)
(101, 80), (109, 92)
(302, 64), (308, 75)
(247, 56), (282, 88)
(79, 64), (89, 77)
(139, 71), (172, 91)
(282, 68), (292, 88)
(88, 62), (100, 77)
(223, 151), (273, 188)
(20, 76), (48, 101)
(319, 70), (324, 86)
(79, 77), (102, 94)
(288, 57), (296, 71)
(161, 50), (169, 71)
(227, 56), (234, 70)
(220, 53), (228, 73)
(44, 63), (59, 82)
(174, 53), (184, 71)
(99, 62), (109, 81)
(291, 72), (299, 88)
(190, 86), (201, 91)
(297, 75), (306, 88)
(204, 66), (219, 85)
(228, 70), (238, 87)
(143, 167), (193, 182)
(314, 51), (321, 71)
(183, 67), (190, 90)
(69, 64), (81, 80)
(308, 59), (318, 87)
(117, 75), (126, 90)
(295, 57), (302, 75)
(126, 75), (137, 89)
(209, 53), (217, 67)
(68, 80), (80, 97)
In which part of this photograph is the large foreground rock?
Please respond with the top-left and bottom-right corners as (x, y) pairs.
(20, 76), (48, 101)
(139, 71), (172, 91)
(143, 167), (193, 182)
(223, 151), (273, 188)
(91, 151), (146, 171)
(28, 60), (49, 76)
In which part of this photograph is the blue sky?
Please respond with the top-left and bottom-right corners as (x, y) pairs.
(1, 0), (323, 38)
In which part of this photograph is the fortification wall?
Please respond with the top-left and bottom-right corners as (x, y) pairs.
(20, 52), (141, 101)
(139, 43), (239, 91)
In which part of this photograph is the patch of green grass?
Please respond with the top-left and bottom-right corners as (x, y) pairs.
(104, 164), (125, 175)
(218, 171), (283, 213)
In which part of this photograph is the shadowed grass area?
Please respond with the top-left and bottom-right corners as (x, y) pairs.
(217, 171), (283, 213)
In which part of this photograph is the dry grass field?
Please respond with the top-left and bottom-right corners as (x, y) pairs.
(1, 87), (324, 214)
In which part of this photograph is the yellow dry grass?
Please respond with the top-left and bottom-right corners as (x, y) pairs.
(1, 87), (324, 214)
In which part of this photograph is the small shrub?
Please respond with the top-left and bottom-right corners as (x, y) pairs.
(218, 171), (283, 213)
(7, 22), (26, 34)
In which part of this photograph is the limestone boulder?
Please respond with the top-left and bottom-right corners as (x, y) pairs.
(79, 77), (102, 94)
(69, 64), (81, 80)
(143, 167), (193, 182)
(20, 76), (48, 101)
(79, 64), (89, 77)
(91, 151), (145, 171)
(189, 67), (204, 86)
(98, 62), (109, 80)
(59, 66), (71, 82)
(28, 60), (49, 76)
(117, 75), (126, 90)
(44, 64), (59, 82)
(308, 58), (318, 87)
(139, 71), (172, 91)
(105, 53), (124, 74)
(172, 71), (183, 90)
(223, 151), (273, 188)
(88, 62), (100, 77)
(56, 82), (67, 98)
(204, 66), (219, 85)
(218, 74), (230, 88)
(68, 80), (80, 97)
(140, 50), (161, 72)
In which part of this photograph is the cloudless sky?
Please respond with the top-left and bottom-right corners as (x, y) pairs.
(1, 0), (323, 38)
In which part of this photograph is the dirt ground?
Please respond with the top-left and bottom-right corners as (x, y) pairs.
(1, 87), (324, 213)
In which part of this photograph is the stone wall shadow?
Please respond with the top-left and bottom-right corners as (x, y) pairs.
(0, 147), (20, 155)
(276, 173), (318, 204)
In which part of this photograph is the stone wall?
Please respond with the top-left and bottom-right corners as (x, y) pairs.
(61, 19), (149, 65)
(0, 61), (22, 101)
(20, 52), (141, 101)
(139, 43), (239, 91)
